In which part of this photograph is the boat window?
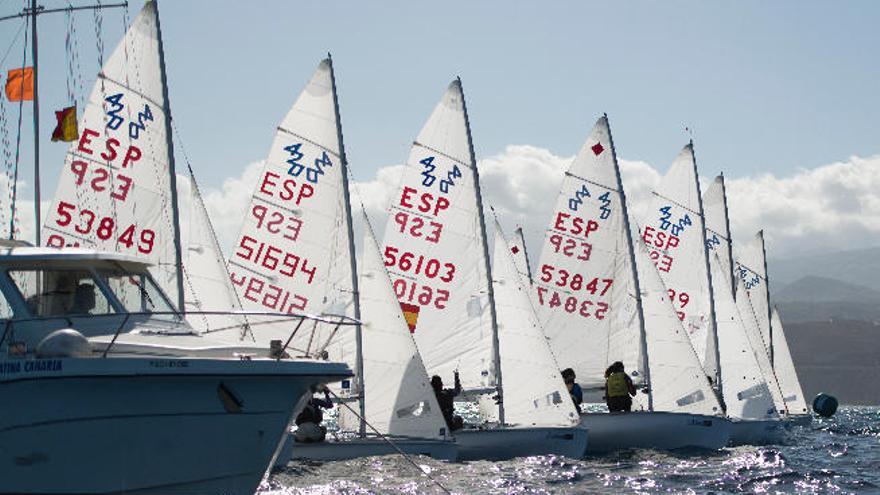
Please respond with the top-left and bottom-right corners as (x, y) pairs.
(98, 270), (176, 316)
(9, 270), (115, 317)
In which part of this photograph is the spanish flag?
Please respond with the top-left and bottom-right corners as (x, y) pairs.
(400, 302), (420, 333)
(5, 67), (34, 102)
(51, 106), (78, 142)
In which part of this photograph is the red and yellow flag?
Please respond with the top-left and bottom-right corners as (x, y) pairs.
(51, 106), (78, 142)
(400, 302), (420, 334)
(5, 67), (34, 102)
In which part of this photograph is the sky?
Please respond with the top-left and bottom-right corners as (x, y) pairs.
(1, 0), (879, 259)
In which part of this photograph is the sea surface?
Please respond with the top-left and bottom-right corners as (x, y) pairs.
(260, 406), (880, 494)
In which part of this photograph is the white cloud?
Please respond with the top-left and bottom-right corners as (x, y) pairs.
(20, 145), (870, 263)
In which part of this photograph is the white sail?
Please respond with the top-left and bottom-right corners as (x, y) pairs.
(638, 144), (718, 383)
(736, 281), (787, 415)
(182, 173), (249, 336)
(380, 80), (492, 391)
(734, 231), (771, 355)
(712, 254), (778, 420)
(510, 227), (533, 284)
(42, 2), (181, 303)
(703, 175), (733, 294)
(771, 307), (809, 415)
(634, 238), (723, 416)
(535, 116), (642, 391)
(488, 221), (580, 427)
(356, 217), (451, 439)
(226, 59), (353, 351)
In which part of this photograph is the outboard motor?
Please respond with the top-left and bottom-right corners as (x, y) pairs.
(812, 392), (839, 418)
(35, 329), (92, 358)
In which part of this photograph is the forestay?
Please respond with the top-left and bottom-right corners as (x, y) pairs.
(712, 253), (778, 420)
(42, 3), (181, 304)
(633, 238), (723, 416)
(487, 221), (580, 427)
(226, 59), (353, 350)
(638, 144), (718, 383)
(535, 117), (642, 391)
(353, 219), (451, 439)
(771, 307), (809, 415)
(380, 80), (492, 391)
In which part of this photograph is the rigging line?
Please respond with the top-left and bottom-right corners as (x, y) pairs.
(0, 18), (25, 67)
(324, 387), (452, 495)
(8, 9), (28, 240)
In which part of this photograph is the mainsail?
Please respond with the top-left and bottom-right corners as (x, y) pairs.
(638, 144), (720, 388)
(734, 231), (772, 356)
(226, 59), (354, 351)
(703, 175), (734, 294)
(535, 116), (644, 392)
(380, 80), (494, 393)
(488, 220), (579, 427)
(354, 217), (451, 439)
(42, 2), (183, 305)
(510, 227), (533, 284)
(770, 307), (809, 415)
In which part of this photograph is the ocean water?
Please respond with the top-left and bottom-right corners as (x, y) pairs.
(261, 407), (880, 494)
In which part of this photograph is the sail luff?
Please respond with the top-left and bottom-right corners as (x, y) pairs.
(152, 0), (185, 312)
(514, 227), (533, 284)
(719, 173), (736, 295)
(605, 113), (652, 411)
(758, 231), (774, 366)
(458, 77), (504, 425)
(327, 55), (365, 437)
(691, 142), (724, 410)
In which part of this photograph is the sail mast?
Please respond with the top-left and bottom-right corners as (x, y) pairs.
(29, 0), (40, 246)
(758, 231), (774, 367)
(515, 227), (533, 284)
(328, 54), (365, 437)
(605, 114), (652, 411)
(152, 0), (185, 312)
(458, 77), (504, 425)
(719, 173), (736, 294)
(691, 141), (724, 411)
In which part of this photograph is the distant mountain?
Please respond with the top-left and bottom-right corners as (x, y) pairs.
(774, 276), (880, 304)
(769, 246), (880, 293)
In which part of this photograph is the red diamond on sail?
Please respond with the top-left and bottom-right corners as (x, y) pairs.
(511, 246), (520, 254)
(591, 143), (605, 156)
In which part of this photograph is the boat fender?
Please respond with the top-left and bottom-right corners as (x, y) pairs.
(812, 393), (838, 418)
(35, 329), (91, 358)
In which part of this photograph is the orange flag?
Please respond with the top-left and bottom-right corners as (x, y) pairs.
(51, 106), (78, 142)
(5, 67), (34, 102)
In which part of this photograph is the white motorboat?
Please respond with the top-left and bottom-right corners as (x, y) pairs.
(0, 246), (352, 495)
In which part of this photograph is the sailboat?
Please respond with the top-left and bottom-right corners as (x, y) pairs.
(735, 231), (810, 422)
(380, 79), (587, 460)
(534, 117), (728, 452)
(223, 58), (456, 460)
(702, 175), (791, 444)
(6, 2), (351, 494)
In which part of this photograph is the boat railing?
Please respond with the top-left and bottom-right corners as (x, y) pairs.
(0, 310), (360, 361)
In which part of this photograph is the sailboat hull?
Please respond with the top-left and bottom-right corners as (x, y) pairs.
(728, 418), (785, 446)
(454, 425), (588, 461)
(0, 357), (349, 495)
(580, 411), (731, 453)
(277, 435), (458, 463)
(784, 414), (813, 427)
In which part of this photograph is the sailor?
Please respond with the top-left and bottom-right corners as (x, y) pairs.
(293, 385), (334, 443)
(561, 368), (583, 412)
(604, 361), (636, 413)
(431, 371), (464, 431)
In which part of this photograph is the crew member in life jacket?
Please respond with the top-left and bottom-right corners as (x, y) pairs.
(604, 361), (636, 412)
(561, 368), (583, 413)
(431, 371), (464, 431)
(293, 385), (334, 443)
